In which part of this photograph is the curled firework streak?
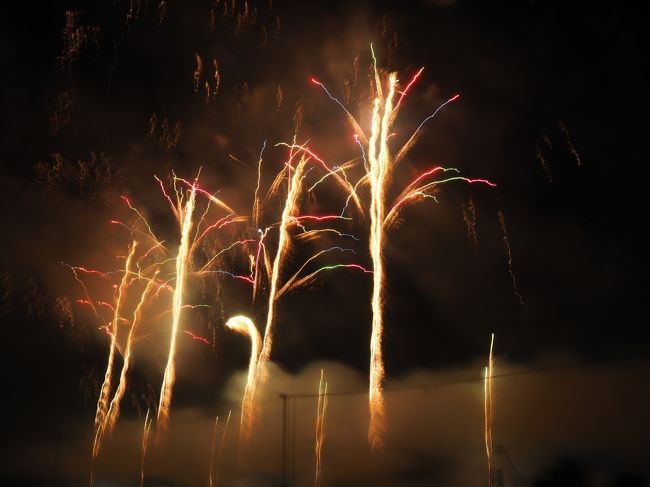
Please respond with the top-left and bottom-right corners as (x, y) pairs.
(314, 370), (329, 487)
(484, 333), (495, 487)
(157, 180), (198, 436)
(225, 316), (261, 443)
(92, 241), (137, 459)
(105, 270), (160, 434)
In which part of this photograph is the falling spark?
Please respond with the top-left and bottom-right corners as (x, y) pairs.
(314, 369), (328, 487)
(252, 140), (267, 230)
(104, 270), (160, 434)
(225, 315), (261, 442)
(92, 241), (137, 459)
(462, 195), (479, 247)
(213, 59), (221, 95)
(559, 120), (582, 166)
(535, 145), (553, 186)
(497, 211), (523, 304)
(193, 53), (203, 93)
(140, 408), (153, 487)
(157, 179), (198, 436)
(484, 333), (495, 487)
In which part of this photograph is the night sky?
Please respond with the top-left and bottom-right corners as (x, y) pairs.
(1, 1), (649, 486)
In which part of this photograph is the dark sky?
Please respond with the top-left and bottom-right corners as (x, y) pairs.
(1, 1), (648, 486)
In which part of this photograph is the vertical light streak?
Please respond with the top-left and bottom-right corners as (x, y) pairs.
(225, 315), (261, 442)
(484, 333), (495, 487)
(140, 408), (153, 487)
(215, 410), (231, 486)
(92, 241), (137, 459)
(157, 180), (198, 435)
(209, 416), (219, 487)
(105, 270), (160, 434)
(314, 369), (328, 487)
(367, 73), (397, 449)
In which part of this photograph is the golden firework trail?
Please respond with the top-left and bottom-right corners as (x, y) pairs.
(140, 408), (153, 487)
(259, 153), (308, 364)
(92, 240), (138, 459)
(310, 50), (493, 447)
(314, 369), (328, 487)
(209, 416), (219, 487)
(367, 71), (396, 449)
(104, 269), (160, 434)
(157, 177), (198, 435)
(484, 333), (495, 487)
(225, 315), (261, 442)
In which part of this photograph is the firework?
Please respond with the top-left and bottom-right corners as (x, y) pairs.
(92, 241), (137, 459)
(311, 49), (495, 447)
(367, 73), (397, 448)
(157, 178), (198, 436)
(225, 315), (261, 442)
(104, 270), (160, 434)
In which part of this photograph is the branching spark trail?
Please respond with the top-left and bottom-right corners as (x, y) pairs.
(157, 179), (198, 436)
(225, 315), (261, 442)
(92, 241), (137, 460)
(497, 210), (524, 304)
(310, 78), (367, 145)
(394, 93), (460, 166)
(367, 72), (396, 449)
(484, 333), (495, 487)
(105, 270), (160, 434)
(140, 409), (153, 487)
(314, 369), (328, 487)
